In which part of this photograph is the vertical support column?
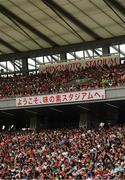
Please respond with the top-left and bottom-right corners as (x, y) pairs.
(102, 46), (110, 56)
(30, 116), (37, 130)
(30, 115), (48, 130)
(22, 57), (28, 75)
(106, 105), (119, 125)
(119, 109), (125, 127)
(60, 52), (67, 62)
(79, 112), (91, 129)
(79, 112), (100, 129)
(112, 109), (119, 124)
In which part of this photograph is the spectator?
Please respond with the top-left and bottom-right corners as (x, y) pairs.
(0, 126), (125, 179)
(0, 64), (125, 98)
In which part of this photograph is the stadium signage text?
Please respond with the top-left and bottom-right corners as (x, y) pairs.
(39, 55), (119, 74)
(16, 89), (105, 107)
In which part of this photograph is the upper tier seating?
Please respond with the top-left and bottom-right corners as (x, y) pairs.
(0, 64), (125, 98)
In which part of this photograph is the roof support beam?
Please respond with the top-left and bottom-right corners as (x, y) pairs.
(42, 0), (101, 40)
(47, 55), (60, 63)
(0, 38), (20, 52)
(46, 56), (51, 62)
(60, 52), (67, 61)
(86, 50), (91, 59)
(0, 35), (125, 61)
(102, 45), (110, 56)
(12, 61), (22, 70)
(28, 62), (35, 67)
(107, 0), (125, 16)
(0, 4), (58, 46)
(0, 63), (12, 72)
(51, 55), (59, 62)
(9, 61), (19, 71)
(112, 46), (125, 57)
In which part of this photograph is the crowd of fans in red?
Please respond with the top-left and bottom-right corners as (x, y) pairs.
(0, 64), (125, 98)
(0, 126), (125, 179)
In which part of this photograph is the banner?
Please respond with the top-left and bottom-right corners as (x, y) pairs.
(16, 89), (105, 107)
(39, 55), (119, 74)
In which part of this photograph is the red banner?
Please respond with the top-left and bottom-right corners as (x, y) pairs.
(16, 89), (105, 107)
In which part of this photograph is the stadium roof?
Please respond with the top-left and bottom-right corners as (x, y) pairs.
(0, 0), (125, 62)
(1, 1), (125, 131)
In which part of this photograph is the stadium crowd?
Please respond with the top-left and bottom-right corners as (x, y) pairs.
(0, 64), (125, 98)
(0, 126), (125, 179)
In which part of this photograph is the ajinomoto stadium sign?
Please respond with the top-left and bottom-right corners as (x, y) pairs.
(39, 55), (119, 74)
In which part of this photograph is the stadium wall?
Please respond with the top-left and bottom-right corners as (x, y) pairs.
(0, 86), (125, 110)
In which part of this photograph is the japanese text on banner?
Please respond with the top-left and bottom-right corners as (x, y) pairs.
(16, 89), (105, 107)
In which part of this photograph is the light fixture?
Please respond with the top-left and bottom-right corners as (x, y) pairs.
(50, 107), (63, 112)
(106, 103), (119, 109)
(77, 105), (89, 111)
